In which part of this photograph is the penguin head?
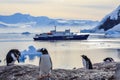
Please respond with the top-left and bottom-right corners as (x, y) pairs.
(37, 48), (48, 55)
(103, 57), (114, 62)
(81, 55), (87, 59)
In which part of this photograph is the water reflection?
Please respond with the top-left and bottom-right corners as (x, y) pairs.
(0, 38), (120, 69)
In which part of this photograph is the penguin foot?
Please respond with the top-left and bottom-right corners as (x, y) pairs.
(47, 73), (51, 77)
(38, 75), (49, 79)
(37, 75), (51, 80)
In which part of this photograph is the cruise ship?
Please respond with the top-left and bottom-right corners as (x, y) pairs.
(33, 26), (89, 41)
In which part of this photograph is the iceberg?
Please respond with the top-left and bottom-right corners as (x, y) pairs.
(105, 24), (120, 38)
(19, 46), (42, 62)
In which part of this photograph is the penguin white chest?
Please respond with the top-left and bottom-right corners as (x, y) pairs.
(39, 55), (52, 75)
(82, 58), (87, 68)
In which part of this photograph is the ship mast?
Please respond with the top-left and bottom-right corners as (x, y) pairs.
(54, 25), (56, 32)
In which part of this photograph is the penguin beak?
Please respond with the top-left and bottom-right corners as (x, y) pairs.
(16, 54), (20, 59)
(81, 55), (85, 58)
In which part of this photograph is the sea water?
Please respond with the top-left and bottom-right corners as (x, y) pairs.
(0, 33), (120, 69)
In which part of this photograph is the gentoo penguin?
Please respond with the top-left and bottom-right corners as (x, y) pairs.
(6, 49), (21, 66)
(103, 57), (114, 63)
(37, 48), (52, 78)
(81, 55), (93, 69)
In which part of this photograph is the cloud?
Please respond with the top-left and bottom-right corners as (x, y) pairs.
(79, 5), (113, 10)
(0, 0), (44, 4)
(0, 0), (119, 20)
(0, 0), (66, 4)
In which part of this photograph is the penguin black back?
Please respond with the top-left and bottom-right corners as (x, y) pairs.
(81, 55), (93, 69)
(103, 57), (114, 63)
(6, 49), (21, 66)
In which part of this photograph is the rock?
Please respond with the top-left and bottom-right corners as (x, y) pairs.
(114, 63), (120, 80)
(0, 62), (117, 80)
(0, 65), (39, 80)
(21, 32), (31, 35)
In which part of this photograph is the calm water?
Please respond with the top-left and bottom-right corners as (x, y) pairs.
(0, 33), (120, 69)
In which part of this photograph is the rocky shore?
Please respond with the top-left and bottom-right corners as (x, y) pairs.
(0, 62), (118, 80)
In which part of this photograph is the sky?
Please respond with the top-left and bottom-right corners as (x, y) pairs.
(0, 0), (120, 21)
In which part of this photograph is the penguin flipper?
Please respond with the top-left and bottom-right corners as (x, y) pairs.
(49, 57), (52, 70)
(39, 57), (42, 71)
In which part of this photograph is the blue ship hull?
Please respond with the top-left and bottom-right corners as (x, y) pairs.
(33, 34), (89, 41)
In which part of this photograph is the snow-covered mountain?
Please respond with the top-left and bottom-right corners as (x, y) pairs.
(94, 5), (120, 32)
(81, 5), (120, 38)
(88, 5), (120, 38)
(0, 13), (98, 28)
